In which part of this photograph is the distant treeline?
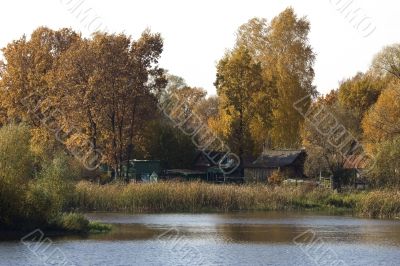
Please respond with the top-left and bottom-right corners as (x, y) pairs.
(0, 7), (400, 187)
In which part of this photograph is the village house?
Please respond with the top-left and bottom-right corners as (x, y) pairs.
(342, 154), (369, 189)
(192, 150), (246, 183)
(244, 149), (307, 183)
(102, 149), (307, 184)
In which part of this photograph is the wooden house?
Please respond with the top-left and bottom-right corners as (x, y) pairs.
(343, 155), (369, 189)
(244, 149), (307, 183)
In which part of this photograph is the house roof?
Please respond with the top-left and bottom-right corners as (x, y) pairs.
(194, 150), (227, 163)
(343, 155), (369, 169)
(247, 149), (305, 168)
(166, 169), (205, 176)
(193, 150), (232, 167)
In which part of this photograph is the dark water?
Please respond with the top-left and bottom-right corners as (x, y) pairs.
(1, 212), (400, 265)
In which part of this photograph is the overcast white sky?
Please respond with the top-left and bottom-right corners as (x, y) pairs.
(0, 0), (399, 95)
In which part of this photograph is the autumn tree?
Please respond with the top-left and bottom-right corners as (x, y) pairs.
(195, 95), (219, 124)
(51, 30), (166, 177)
(164, 73), (187, 92)
(368, 135), (400, 187)
(0, 27), (80, 125)
(372, 44), (400, 80)
(362, 82), (400, 149)
(215, 46), (269, 158)
(1, 27), (167, 177)
(0, 27), (81, 160)
(338, 73), (384, 115)
(360, 44), (400, 186)
(166, 85), (207, 122)
(235, 17), (274, 152)
(236, 8), (316, 148)
(301, 93), (359, 187)
(236, 17), (270, 63)
(337, 72), (385, 135)
(268, 8), (315, 148)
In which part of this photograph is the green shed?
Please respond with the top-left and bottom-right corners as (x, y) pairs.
(123, 160), (163, 182)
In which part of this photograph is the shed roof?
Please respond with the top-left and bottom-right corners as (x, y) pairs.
(193, 150), (229, 165)
(247, 149), (305, 168)
(167, 169), (205, 175)
(343, 155), (369, 169)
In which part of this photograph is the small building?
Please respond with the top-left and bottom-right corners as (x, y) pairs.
(123, 160), (163, 182)
(343, 155), (369, 189)
(193, 150), (230, 172)
(192, 150), (246, 182)
(244, 149), (307, 183)
(164, 169), (206, 181)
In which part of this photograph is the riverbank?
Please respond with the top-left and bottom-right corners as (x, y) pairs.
(3, 212), (400, 265)
(0, 214), (112, 241)
(73, 181), (400, 219)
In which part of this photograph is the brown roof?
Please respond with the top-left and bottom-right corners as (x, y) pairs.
(246, 149), (306, 168)
(343, 155), (369, 169)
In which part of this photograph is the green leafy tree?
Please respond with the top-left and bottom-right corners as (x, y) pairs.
(143, 120), (196, 169)
(0, 124), (34, 228)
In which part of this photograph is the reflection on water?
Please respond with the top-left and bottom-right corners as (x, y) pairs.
(81, 212), (400, 246)
(1, 212), (400, 265)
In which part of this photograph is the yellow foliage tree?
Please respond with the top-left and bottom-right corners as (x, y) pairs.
(362, 82), (400, 152)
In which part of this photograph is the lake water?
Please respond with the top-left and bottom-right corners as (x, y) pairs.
(1, 212), (400, 265)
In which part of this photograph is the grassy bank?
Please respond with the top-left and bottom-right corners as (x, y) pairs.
(0, 213), (111, 240)
(73, 181), (400, 219)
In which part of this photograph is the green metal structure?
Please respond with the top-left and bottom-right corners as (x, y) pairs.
(123, 160), (163, 182)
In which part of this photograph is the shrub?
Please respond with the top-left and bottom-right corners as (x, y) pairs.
(356, 190), (400, 218)
(25, 154), (75, 225)
(368, 136), (400, 187)
(88, 221), (112, 233)
(0, 124), (34, 181)
(269, 171), (285, 185)
(58, 213), (89, 233)
(0, 124), (34, 229)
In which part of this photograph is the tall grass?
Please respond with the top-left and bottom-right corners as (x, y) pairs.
(356, 190), (400, 219)
(73, 181), (336, 212)
(73, 181), (400, 219)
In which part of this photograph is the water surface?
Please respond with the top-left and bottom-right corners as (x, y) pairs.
(1, 212), (400, 265)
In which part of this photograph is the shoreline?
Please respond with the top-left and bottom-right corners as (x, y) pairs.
(73, 181), (400, 220)
(2, 208), (398, 241)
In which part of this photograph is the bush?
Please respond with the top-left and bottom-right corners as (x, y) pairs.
(0, 124), (34, 181)
(368, 136), (400, 187)
(0, 124), (34, 229)
(0, 123), (80, 231)
(88, 221), (112, 233)
(269, 171), (285, 185)
(24, 154), (75, 225)
(57, 213), (89, 233)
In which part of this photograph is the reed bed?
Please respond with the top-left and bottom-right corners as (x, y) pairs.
(356, 190), (400, 219)
(73, 181), (400, 219)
